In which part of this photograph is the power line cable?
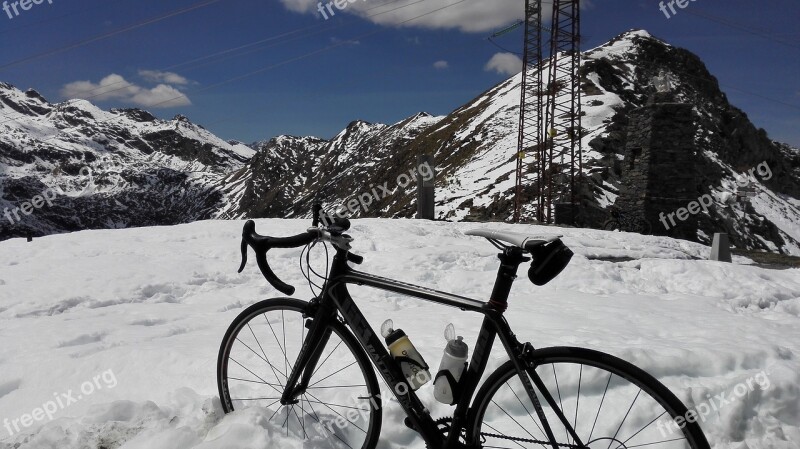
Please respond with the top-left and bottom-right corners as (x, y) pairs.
(682, 8), (800, 50)
(0, 3), (106, 35)
(3, 0), (473, 145)
(0, 0), (226, 71)
(0, 0), (429, 123)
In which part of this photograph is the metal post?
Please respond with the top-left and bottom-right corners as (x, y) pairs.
(416, 155), (435, 220)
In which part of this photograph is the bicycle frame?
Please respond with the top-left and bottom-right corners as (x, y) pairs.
(279, 244), (584, 449)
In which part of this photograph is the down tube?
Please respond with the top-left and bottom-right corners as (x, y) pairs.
(329, 283), (444, 448)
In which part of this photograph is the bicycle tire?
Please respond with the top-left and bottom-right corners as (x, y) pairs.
(468, 346), (710, 449)
(603, 220), (621, 231)
(217, 298), (383, 449)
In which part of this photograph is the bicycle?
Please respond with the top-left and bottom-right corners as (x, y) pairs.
(217, 210), (709, 449)
(603, 207), (653, 235)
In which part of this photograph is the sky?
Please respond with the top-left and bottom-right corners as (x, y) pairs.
(0, 0), (798, 146)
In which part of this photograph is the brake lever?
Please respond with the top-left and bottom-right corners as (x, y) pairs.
(238, 238), (248, 273)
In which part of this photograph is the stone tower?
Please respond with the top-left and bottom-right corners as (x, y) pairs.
(615, 90), (699, 240)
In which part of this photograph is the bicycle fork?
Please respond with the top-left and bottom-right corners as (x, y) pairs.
(279, 299), (336, 405)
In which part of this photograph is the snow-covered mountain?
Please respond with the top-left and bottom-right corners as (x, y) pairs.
(0, 84), (254, 240)
(2, 30), (799, 254)
(221, 30), (800, 254)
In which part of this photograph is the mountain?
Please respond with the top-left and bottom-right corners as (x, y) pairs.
(221, 29), (800, 254)
(1, 30), (799, 254)
(0, 84), (254, 240)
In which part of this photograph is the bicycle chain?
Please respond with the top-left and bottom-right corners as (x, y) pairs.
(434, 417), (585, 449)
(479, 431), (585, 449)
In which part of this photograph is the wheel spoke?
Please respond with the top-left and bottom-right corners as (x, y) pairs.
(307, 384), (367, 389)
(227, 377), (283, 388)
(491, 399), (540, 442)
(282, 310), (288, 380)
(613, 410), (669, 449)
(606, 388), (641, 449)
(304, 397), (355, 449)
(625, 436), (687, 448)
(236, 334), (286, 383)
(308, 361), (359, 388)
(229, 357), (283, 396)
(551, 364), (568, 444)
(305, 391), (368, 434)
(476, 358), (704, 449)
(264, 313), (291, 378)
(507, 381), (547, 439)
(312, 340), (344, 377)
(574, 365), (581, 442)
(589, 372), (613, 442)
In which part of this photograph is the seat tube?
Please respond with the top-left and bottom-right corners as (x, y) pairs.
(487, 247), (530, 311)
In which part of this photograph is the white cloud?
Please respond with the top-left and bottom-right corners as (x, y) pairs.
(129, 84), (192, 108)
(484, 52), (523, 76)
(138, 70), (190, 85)
(61, 74), (140, 101)
(61, 74), (191, 108)
(433, 60), (449, 70)
(280, 0), (318, 13)
(279, 0), (546, 33)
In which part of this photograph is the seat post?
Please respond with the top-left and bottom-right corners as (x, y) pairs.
(487, 247), (530, 312)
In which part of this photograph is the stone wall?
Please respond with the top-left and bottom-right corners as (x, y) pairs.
(615, 98), (700, 239)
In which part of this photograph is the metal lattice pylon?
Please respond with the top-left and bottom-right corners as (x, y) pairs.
(513, 0), (544, 223)
(514, 0), (582, 223)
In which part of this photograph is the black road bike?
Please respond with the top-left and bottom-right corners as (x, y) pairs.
(217, 212), (709, 449)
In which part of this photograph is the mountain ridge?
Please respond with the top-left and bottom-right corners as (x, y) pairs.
(1, 29), (798, 254)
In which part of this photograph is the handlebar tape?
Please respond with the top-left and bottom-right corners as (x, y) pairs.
(239, 220), (319, 296)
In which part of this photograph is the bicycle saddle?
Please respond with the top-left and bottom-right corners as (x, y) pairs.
(466, 228), (573, 286)
(464, 229), (561, 251)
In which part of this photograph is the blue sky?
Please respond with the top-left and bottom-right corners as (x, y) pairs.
(0, 0), (798, 146)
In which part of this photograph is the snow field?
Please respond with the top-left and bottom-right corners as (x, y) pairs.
(0, 219), (798, 448)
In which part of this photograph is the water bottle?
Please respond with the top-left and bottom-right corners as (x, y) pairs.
(433, 324), (469, 405)
(381, 319), (431, 390)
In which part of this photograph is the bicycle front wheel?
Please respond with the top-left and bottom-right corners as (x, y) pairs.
(217, 298), (382, 449)
(469, 347), (710, 449)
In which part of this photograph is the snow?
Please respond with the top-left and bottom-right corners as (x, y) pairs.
(0, 219), (798, 448)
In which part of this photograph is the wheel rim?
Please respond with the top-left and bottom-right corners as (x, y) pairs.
(473, 360), (703, 449)
(219, 302), (379, 449)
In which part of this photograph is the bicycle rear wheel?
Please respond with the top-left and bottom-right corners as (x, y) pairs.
(469, 347), (710, 449)
(217, 298), (382, 449)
